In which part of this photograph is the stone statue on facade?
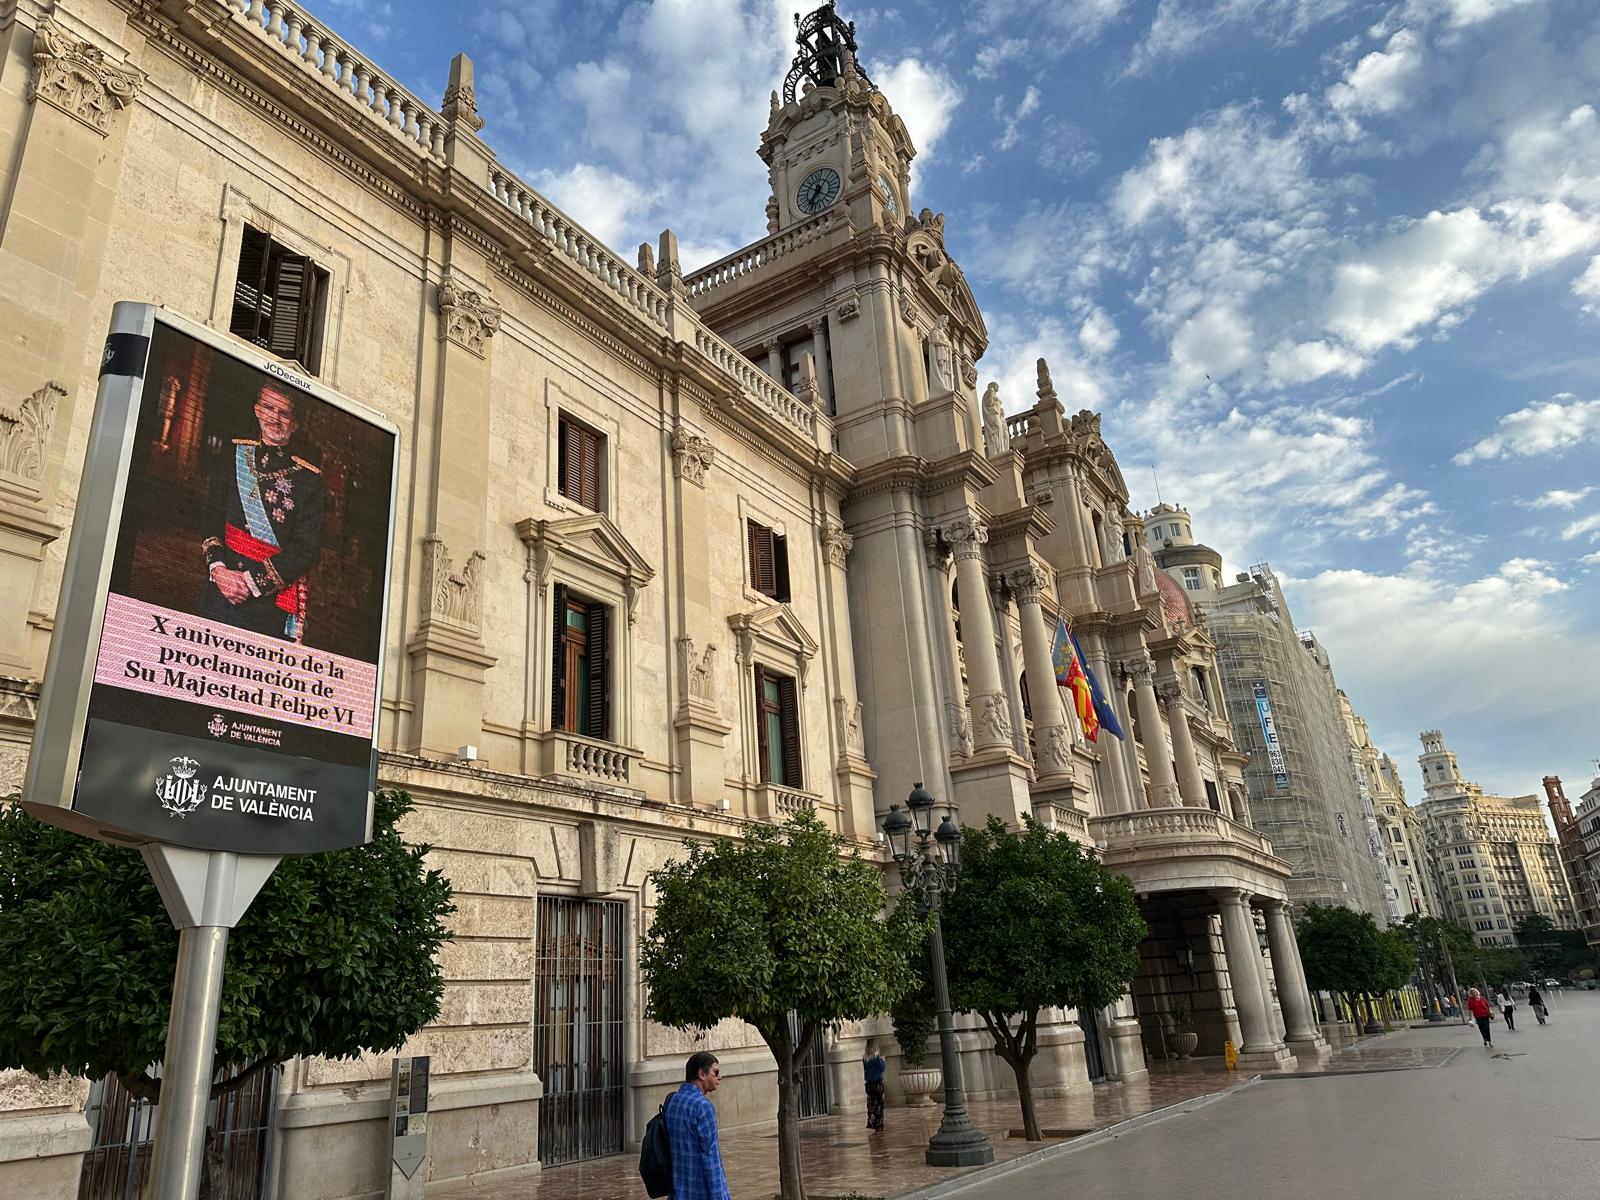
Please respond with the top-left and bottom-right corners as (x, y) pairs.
(981, 382), (1006, 457)
(928, 316), (955, 393)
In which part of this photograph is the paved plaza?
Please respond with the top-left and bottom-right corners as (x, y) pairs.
(950, 991), (1600, 1200)
(433, 1017), (1501, 1200)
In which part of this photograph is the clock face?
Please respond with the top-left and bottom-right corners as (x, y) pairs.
(877, 173), (899, 217)
(796, 167), (842, 214)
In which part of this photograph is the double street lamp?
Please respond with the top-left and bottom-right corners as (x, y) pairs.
(882, 783), (994, 1168)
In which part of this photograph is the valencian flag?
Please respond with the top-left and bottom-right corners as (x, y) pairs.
(1070, 627), (1125, 740)
(1051, 616), (1099, 742)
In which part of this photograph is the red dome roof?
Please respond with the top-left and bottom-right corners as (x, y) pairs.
(1155, 568), (1194, 633)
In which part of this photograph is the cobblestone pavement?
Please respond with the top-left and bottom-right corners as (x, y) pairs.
(434, 1026), (1447, 1200)
(946, 992), (1600, 1200)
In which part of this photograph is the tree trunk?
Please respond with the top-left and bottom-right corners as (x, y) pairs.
(765, 1026), (807, 1200)
(1007, 1051), (1040, 1140)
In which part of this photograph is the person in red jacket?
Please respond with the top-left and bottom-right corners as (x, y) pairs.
(1466, 988), (1494, 1047)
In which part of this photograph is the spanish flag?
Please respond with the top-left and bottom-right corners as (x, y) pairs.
(1051, 616), (1099, 743)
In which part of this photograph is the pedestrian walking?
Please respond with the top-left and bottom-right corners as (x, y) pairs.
(1527, 985), (1547, 1024)
(863, 1041), (887, 1132)
(1466, 988), (1494, 1047)
(666, 1051), (732, 1200)
(1496, 988), (1516, 1031)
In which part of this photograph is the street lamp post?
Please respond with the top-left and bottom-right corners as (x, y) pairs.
(883, 784), (994, 1168)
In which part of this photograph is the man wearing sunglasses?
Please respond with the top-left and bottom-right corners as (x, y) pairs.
(666, 1051), (731, 1200)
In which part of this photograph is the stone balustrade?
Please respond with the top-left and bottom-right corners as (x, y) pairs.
(683, 211), (840, 298)
(546, 732), (632, 786)
(755, 782), (818, 821)
(693, 328), (818, 441)
(1093, 806), (1273, 856)
(222, 0), (446, 162)
(486, 166), (671, 331)
(1005, 412), (1031, 442)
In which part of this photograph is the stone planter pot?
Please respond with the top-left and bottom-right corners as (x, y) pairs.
(1168, 1031), (1199, 1059)
(899, 1067), (943, 1107)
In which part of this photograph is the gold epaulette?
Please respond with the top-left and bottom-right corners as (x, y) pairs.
(291, 455), (321, 474)
(233, 438), (260, 446)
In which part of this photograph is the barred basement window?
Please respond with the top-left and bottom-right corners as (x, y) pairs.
(229, 225), (329, 374)
(550, 584), (610, 739)
(754, 665), (801, 787)
(747, 520), (791, 602)
(557, 414), (605, 511)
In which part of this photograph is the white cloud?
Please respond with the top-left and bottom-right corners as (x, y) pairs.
(867, 57), (963, 193)
(1124, 0), (1354, 76)
(1573, 255), (1600, 314)
(1170, 304), (1255, 385)
(995, 85), (1042, 152)
(1561, 512), (1600, 542)
(1327, 28), (1423, 116)
(1078, 307), (1120, 355)
(1581, 551), (1600, 565)
(1453, 394), (1600, 463)
(1265, 339), (1368, 385)
(1402, 0), (1548, 29)
(533, 163), (656, 248)
(1516, 487), (1596, 510)
(973, 37), (1029, 79)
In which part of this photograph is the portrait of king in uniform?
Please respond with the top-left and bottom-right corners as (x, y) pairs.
(200, 384), (326, 641)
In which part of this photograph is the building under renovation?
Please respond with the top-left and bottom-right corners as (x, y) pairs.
(1148, 508), (1391, 919)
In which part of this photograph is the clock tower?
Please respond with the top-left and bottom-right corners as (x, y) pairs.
(760, 2), (912, 235)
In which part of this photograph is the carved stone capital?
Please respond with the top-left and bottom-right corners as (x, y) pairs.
(1006, 564), (1050, 606)
(762, 336), (782, 356)
(1124, 652), (1155, 686)
(421, 533), (486, 633)
(1156, 678), (1185, 705)
(836, 296), (861, 322)
(670, 425), (715, 487)
(960, 357), (978, 388)
(0, 381), (64, 487)
(28, 19), (142, 136)
(820, 519), (853, 570)
(922, 527), (951, 570)
(437, 269), (501, 357)
(942, 515), (988, 561)
(807, 316), (827, 336)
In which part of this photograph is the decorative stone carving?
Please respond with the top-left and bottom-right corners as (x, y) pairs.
(1006, 564), (1049, 606)
(1036, 357), (1057, 403)
(437, 270), (501, 357)
(922, 527), (951, 570)
(766, 194), (780, 234)
(440, 52), (485, 131)
(928, 316), (955, 392)
(678, 637), (718, 702)
(960, 357), (978, 388)
(1124, 652), (1155, 685)
(978, 692), (1011, 742)
(946, 701), (973, 757)
(836, 296), (861, 322)
(422, 534), (486, 630)
(835, 696), (865, 755)
(1041, 724), (1073, 770)
(28, 19), (142, 135)
(899, 292), (919, 327)
(670, 425), (715, 486)
(820, 519), (853, 570)
(981, 382), (1006, 458)
(637, 242), (655, 276)
(0, 382), (63, 483)
(1156, 678), (1186, 707)
(942, 515), (988, 561)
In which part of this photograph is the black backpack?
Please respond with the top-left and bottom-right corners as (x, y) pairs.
(639, 1091), (674, 1197)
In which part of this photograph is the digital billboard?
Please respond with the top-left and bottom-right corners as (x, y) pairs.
(24, 305), (398, 854)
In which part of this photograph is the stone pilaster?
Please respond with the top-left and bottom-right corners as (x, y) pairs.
(1007, 565), (1074, 785)
(1127, 653), (1181, 807)
(945, 515), (1009, 752)
(819, 518), (877, 838)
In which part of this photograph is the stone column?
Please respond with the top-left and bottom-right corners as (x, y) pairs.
(1216, 890), (1293, 1068)
(1157, 676), (1207, 807)
(807, 316), (832, 411)
(1264, 901), (1329, 1052)
(1127, 653), (1181, 807)
(763, 336), (783, 383)
(1008, 565), (1074, 780)
(946, 514), (1010, 752)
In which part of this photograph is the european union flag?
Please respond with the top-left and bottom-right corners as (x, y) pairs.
(1069, 629), (1125, 740)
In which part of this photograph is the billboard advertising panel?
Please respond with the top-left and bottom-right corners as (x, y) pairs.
(24, 305), (398, 854)
(1252, 680), (1291, 792)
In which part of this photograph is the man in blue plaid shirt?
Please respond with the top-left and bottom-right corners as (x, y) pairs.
(666, 1051), (731, 1200)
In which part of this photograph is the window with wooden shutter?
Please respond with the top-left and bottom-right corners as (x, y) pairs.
(748, 521), (789, 601)
(584, 601), (608, 739)
(552, 585), (610, 740)
(550, 583), (568, 729)
(228, 225), (328, 374)
(558, 415), (603, 511)
(755, 666), (801, 787)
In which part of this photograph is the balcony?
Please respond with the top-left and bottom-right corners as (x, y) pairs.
(1091, 806), (1290, 894)
(753, 782), (823, 822)
(541, 731), (638, 790)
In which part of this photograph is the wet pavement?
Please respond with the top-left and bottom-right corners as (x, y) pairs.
(434, 1022), (1450, 1200)
(947, 991), (1600, 1200)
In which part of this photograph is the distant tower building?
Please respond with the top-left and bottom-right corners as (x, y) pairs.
(1413, 733), (1578, 946)
(1577, 770), (1600, 948)
(1547, 774), (1600, 946)
(1146, 503), (1224, 599)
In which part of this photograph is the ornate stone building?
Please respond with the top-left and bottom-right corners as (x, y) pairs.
(1414, 732), (1578, 947)
(0, 3), (1324, 1195)
(1572, 771), (1600, 948)
(1545, 774), (1600, 947)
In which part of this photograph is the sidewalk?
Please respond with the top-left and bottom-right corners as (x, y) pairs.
(434, 1034), (1432, 1200)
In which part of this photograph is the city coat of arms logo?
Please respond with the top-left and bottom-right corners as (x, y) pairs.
(208, 714), (229, 738)
(155, 756), (207, 818)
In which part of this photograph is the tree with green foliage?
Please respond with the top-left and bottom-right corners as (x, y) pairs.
(1514, 913), (1597, 980)
(1296, 904), (1385, 1025)
(638, 812), (918, 1200)
(939, 817), (1146, 1141)
(0, 790), (454, 1103)
(889, 930), (937, 1068)
(1376, 927), (1417, 992)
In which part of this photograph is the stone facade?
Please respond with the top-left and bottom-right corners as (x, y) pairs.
(1544, 775), (1600, 947)
(1414, 731), (1578, 946)
(1572, 772), (1600, 948)
(0, 3), (1320, 1194)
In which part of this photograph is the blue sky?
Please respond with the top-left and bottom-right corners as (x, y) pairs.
(336, 0), (1600, 804)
